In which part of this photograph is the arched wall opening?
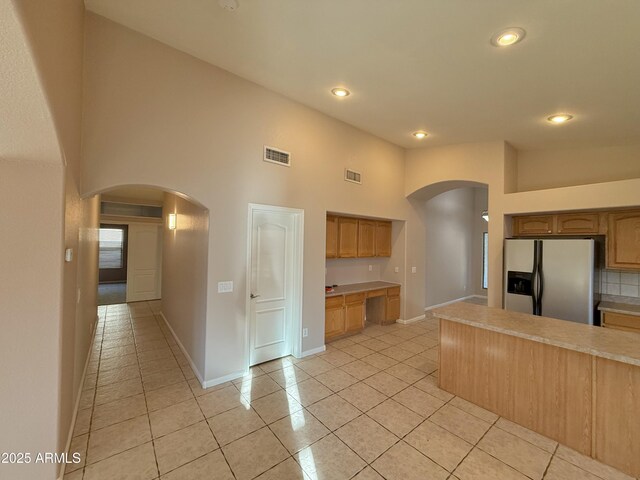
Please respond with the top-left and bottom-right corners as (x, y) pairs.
(88, 184), (210, 381)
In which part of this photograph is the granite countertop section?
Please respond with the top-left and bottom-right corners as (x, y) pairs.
(598, 301), (640, 317)
(325, 281), (401, 298)
(432, 302), (640, 367)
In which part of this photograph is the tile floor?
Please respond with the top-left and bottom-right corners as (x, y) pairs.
(64, 300), (635, 480)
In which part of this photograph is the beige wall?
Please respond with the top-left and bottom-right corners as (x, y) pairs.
(161, 192), (209, 381)
(517, 145), (640, 192)
(81, 14), (415, 383)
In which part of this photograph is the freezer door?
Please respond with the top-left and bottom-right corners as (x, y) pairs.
(540, 239), (594, 324)
(504, 239), (535, 315)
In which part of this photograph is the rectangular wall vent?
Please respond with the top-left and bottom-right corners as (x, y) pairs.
(264, 146), (291, 167)
(344, 169), (362, 184)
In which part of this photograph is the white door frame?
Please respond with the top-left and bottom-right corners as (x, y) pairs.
(245, 203), (304, 371)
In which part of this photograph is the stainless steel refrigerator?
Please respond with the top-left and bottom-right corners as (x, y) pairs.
(504, 238), (595, 324)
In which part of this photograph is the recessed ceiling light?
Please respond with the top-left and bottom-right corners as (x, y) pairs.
(412, 131), (428, 139)
(547, 114), (574, 124)
(331, 87), (350, 97)
(491, 27), (526, 47)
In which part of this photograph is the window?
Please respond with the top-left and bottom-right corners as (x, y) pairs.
(482, 232), (489, 289)
(99, 228), (125, 269)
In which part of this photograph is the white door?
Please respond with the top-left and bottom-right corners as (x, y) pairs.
(248, 206), (302, 366)
(127, 224), (162, 302)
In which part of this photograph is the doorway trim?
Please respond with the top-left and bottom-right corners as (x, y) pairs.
(245, 203), (304, 371)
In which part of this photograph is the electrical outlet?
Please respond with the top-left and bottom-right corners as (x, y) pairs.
(411, 266), (417, 274)
(368, 265), (373, 272)
(302, 328), (309, 337)
(217, 281), (233, 293)
(394, 267), (399, 273)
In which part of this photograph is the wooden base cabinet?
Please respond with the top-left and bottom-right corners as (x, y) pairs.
(602, 312), (640, 334)
(325, 296), (345, 340)
(345, 293), (366, 334)
(385, 287), (400, 323)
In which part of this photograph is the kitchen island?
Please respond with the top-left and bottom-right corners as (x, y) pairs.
(432, 302), (640, 478)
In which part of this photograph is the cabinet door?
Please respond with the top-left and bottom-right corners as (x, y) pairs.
(607, 211), (640, 270)
(326, 215), (338, 258)
(345, 302), (365, 334)
(338, 217), (358, 258)
(325, 305), (345, 340)
(375, 221), (392, 257)
(557, 213), (599, 234)
(513, 216), (555, 236)
(602, 312), (640, 333)
(385, 294), (400, 322)
(357, 220), (376, 257)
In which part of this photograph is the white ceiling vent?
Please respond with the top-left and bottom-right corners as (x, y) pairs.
(344, 168), (362, 185)
(264, 146), (291, 167)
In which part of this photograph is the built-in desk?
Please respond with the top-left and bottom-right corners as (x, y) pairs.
(325, 281), (400, 341)
(433, 302), (640, 478)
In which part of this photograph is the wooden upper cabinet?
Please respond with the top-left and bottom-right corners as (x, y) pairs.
(326, 215), (338, 258)
(513, 215), (554, 236)
(607, 210), (640, 270)
(375, 221), (392, 257)
(556, 213), (600, 235)
(338, 217), (358, 258)
(357, 220), (376, 257)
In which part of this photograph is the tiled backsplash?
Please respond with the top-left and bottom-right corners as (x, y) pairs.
(601, 270), (640, 298)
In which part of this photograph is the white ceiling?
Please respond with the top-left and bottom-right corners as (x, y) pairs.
(84, 0), (640, 150)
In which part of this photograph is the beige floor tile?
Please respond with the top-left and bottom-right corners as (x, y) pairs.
(329, 338), (356, 349)
(63, 469), (83, 480)
(296, 434), (366, 480)
(66, 433), (88, 473)
(232, 366), (267, 387)
(555, 445), (634, 480)
(321, 349), (356, 367)
(223, 427), (290, 480)
(207, 405), (265, 445)
(270, 409), (330, 454)
(139, 356), (179, 376)
(91, 393), (147, 430)
(360, 338), (394, 352)
(379, 345), (415, 362)
(392, 386), (444, 417)
(136, 339), (170, 353)
(544, 457), (602, 480)
(197, 384), (246, 418)
(84, 373), (98, 390)
(494, 418), (557, 453)
(84, 442), (157, 480)
(339, 360), (380, 380)
(160, 449), (233, 480)
(154, 421), (218, 474)
(268, 365), (310, 388)
(398, 340), (426, 354)
(258, 356), (297, 373)
(97, 364), (140, 387)
(255, 457), (310, 480)
(79, 389), (96, 410)
(375, 334), (406, 346)
(137, 347), (174, 363)
(102, 337), (135, 350)
(405, 420), (472, 472)
(237, 374), (283, 401)
(402, 354), (438, 373)
(285, 378), (332, 407)
(454, 448), (528, 480)
(352, 466), (385, 480)
(449, 396), (499, 423)
(412, 375), (453, 402)
(296, 357), (334, 376)
(142, 367), (185, 392)
(361, 352), (399, 370)
(363, 371), (409, 397)
(306, 394), (361, 431)
(335, 414), (398, 463)
(98, 353), (138, 373)
(371, 441), (448, 480)
(86, 415), (151, 464)
(145, 381), (194, 412)
(367, 399), (423, 437)
(412, 334), (439, 348)
(251, 390), (303, 424)
(338, 381), (388, 412)
(315, 368), (358, 392)
(73, 408), (92, 436)
(100, 344), (137, 359)
(385, 362), (427, 383)
(477, 426), (551, 480)
(149, 398), (204, 438)
(94, 377), (143, 405)
(340, 343), (376, 359)
(429, 405), (491, 444)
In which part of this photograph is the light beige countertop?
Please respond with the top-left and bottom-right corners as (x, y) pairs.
(598, 301), (640, 317)
(432, 302), (640, 367)
(325, 281), (400, 298)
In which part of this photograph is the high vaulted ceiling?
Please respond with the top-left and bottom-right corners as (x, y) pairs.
(85, 0), (640, 150)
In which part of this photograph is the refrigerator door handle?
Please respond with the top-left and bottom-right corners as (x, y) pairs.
(531, 240), (539, 315)
(536, 241), (544, 315)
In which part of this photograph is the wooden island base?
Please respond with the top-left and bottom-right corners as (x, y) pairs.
(434, 304), (640, 478)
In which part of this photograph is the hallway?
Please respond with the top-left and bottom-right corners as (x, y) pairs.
(65, 302), (630, 480)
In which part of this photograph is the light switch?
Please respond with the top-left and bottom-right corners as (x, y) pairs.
(218, 281), (233, 293)
(394, 267), (399, 273)
(411, 267), (417, 274)
(65, 248), (73, 262)
(368, 265), (373, 272)
(302, 328), (309, 337)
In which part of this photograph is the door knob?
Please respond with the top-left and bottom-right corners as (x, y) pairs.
(250, 293), (260, 299)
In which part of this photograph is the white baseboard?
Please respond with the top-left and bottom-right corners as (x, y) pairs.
(472, 294), (488, 300)
(57, 314), (99, 480)
(424, 295), (476, 311)
(396, 314), (425, 325)
(159, 312), (206, 386)
(202, 370), (246, 389)
(297, 345), (326, 358)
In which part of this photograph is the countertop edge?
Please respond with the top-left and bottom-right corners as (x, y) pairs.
(325, 281), (401, 298)
(597, 303), (640, 317)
